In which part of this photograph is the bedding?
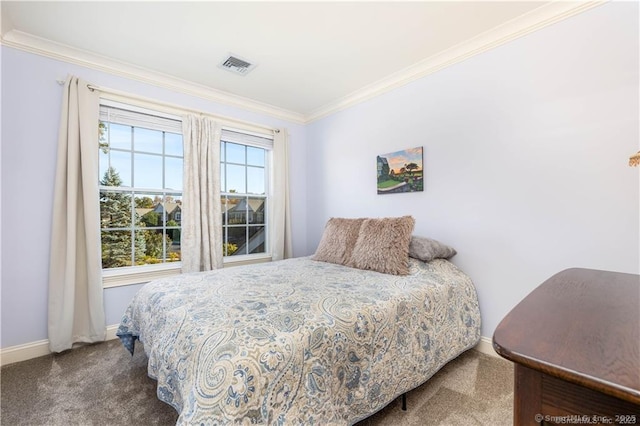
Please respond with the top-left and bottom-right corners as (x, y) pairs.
(117, 256), (481, 425)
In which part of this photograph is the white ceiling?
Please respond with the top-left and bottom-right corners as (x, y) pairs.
(1, 1), (600, 122)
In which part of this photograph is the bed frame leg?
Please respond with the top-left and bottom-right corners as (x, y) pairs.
(401, 393), (407, 411)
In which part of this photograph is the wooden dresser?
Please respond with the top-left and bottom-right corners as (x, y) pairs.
(493, 268), (640, 425)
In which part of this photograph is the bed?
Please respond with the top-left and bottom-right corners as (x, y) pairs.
(116, 255), (481, 425)
(118, 213), (479, 424)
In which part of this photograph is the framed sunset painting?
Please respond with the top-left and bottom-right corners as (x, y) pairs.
(376, 146), (424, 194)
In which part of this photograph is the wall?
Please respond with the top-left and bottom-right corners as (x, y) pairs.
(305, 1), (639, 339)
(2, 1), (638, 351)
(0, 47), (307, 348)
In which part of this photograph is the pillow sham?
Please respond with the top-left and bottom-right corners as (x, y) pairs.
(348, 215), (415, 275)
(408, 236), (457, 262)
(312, 217), (365, 266)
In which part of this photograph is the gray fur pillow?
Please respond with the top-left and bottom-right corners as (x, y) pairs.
(312, 217), (365, 265)
(408, 236), (457, 262)
(348, 216), (415, 275)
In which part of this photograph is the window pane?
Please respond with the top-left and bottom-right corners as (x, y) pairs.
(164, 195), (182, 227)
(226, 164), (246, 193)
(165, 200), (182, 262)
(226, 196), (247, 225)
(109, 151), (131, 187)
(220, 163), (226, 192)
(248, 226), (265, 254)
(247, 146), (265, 167)
(134, 228), (166, 265)
(99, 150), (109, 182)
(101, 230), (133, 268)
(134, 153), (163, 188)
(223, 237), (235, 256)
(221, 196), (229, 224)
(247, 166), (265, 195)
(108, 123), (131, 151)
(134, 192), (162, 228)
(165, 132), (183, 156)
(220, 141), (226, 162)
(222, 226), (235, 256)
(226, 142), (245, 164)
(134, 127), (162, 154)
(132, 195), (182, 265)
(227, 226), (247, 256)
(167, 230), (181, 262)
(100, 190), (132, 228)
(247, 198), (265, 225)
(165, 157), (183, 190)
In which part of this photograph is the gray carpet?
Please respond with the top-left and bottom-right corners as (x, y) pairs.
(1, 340), (513, 425)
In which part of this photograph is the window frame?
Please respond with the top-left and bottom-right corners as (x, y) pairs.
(98, 96), (276, 288)
(99, 100), (185, 285)
(220, 129), (273, 261)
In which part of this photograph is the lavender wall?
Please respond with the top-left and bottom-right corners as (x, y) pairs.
(0, 47), (307, 347)
(305, 1), (639, 339)
(1, 1), (638, 350)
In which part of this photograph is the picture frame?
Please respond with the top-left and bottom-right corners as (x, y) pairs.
(376, 146), (424, 194)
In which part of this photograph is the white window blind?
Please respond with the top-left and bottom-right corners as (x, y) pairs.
(100, 100), (182, 134)
(221, 128), (273, 149)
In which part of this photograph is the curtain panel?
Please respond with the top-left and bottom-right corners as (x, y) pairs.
(48, 75), (105, 352)
(181, 115), (223, 272)
(271, 129), (293, 260)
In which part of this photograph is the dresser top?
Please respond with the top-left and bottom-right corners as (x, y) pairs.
(493, 268), (640, 404)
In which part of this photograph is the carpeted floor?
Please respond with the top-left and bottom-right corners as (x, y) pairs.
(1, 340), (513, 425)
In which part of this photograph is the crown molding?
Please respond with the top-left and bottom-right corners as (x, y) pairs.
(0, 30), (306, 125)
(1, 1), (606, 125)
(305, 0), (607, 123)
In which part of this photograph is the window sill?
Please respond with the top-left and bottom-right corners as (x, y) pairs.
(102, 254), (273, 288)
(102, 263), (182, 288)
(223, 253), (272, 267)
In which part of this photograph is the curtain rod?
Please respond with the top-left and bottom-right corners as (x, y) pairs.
(56, 79), (280, 134)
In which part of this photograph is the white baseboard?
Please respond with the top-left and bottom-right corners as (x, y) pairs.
(473, 335), (499, 358)
(1, 329), (498, 367)
(105, 324), (119, 341)
(0, 324), (120, 367)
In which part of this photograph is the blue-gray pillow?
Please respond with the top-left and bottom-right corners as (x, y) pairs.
(408, 236), (456, 262)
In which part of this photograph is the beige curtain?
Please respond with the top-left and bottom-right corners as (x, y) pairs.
(271, 129), (293, 260)
(48, 76), (105, 352)
(181, 115), (223, 272)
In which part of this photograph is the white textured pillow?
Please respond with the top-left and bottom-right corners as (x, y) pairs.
(348, 216), (415, 275)
(408, 236), (457, 262)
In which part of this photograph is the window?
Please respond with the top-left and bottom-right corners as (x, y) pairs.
(98, 102), (183, 270)
(98, 100), (274, 281)
(220, 130), (272, 257)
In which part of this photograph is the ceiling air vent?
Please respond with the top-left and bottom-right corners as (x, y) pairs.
(218, 54), (257, 75)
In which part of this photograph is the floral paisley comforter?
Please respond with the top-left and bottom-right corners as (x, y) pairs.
(116, 257), (481, 425)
